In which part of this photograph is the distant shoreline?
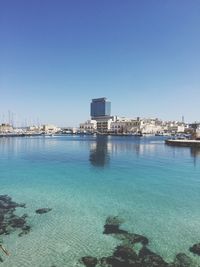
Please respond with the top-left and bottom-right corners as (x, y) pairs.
(0, 133), (166, 138)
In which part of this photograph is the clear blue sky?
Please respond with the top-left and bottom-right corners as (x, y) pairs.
(0, 0), (200, 126)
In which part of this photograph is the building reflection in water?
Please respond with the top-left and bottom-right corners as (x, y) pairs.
(89, 136), (110, 167)
(89, 136), (160, 167)
(89, 136), (145, 167)
(89, 136), (200, 167)
(190, 147), (200, 158)
(190, 147), (200, 166)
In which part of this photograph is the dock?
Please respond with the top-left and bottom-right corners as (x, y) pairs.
(165, 139), (200, 147)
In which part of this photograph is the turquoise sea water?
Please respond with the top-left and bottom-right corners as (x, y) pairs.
(0, 135), (200, 266)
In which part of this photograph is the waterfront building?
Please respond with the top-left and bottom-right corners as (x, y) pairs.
(27, 125), (41, 132)
(0, 123), (13, 133)
(196, 130), (200, 139)
(42, 124), (60, 134)
(79, 120), (97, 133)
(90, 97), (113, 133)
(166, 122), (185, 134)
(189, 122), (200, 139)
(110, 117), (140, 133)
(139, 118), (163, 134)
(79, 97), (191, 135)
(95, 117), (113, 133)
(90, 97), (111, 118)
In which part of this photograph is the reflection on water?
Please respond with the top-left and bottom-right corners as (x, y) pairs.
(88, 136), (164, 167)
(190, 147), (200, 167)
(191, 147), (200, 158)
(0, 136), (200, 168)
(89, 136), (110, 167)
(88, 135), (200, 167)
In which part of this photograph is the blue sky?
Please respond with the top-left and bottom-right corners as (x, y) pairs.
(0, 0), (200, 126)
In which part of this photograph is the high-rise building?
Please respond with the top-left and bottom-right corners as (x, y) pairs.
(90, 98), (113, 133)
(90, 98), (111, 118)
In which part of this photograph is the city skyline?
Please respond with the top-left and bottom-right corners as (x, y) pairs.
(1, 1), (200, 126)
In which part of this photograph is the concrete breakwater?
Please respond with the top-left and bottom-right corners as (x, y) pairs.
(165, 139), (200, 147)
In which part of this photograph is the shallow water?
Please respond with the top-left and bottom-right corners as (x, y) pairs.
(0, 135), (200, 266)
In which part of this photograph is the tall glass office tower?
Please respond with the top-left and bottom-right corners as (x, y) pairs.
(90, 98), (111, 118)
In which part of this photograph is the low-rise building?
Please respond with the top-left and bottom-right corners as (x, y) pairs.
(42, 124), (60, 133)
(79, 120), (97, 133)
(110, 117), (140, 133)
(166, 122), (185, 133)
(95, 117), (114, 133)
(27, 125), (41, 132)
(0, 124), (13, 133)
(139, 118), (163, 134)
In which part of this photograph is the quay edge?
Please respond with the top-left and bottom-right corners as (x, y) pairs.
(165, 139), (200, 147)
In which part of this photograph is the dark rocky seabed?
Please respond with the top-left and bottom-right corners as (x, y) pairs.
(0, 195), (51, 264)
(80, 216), (200, 267)
(1, 195), (200, 267)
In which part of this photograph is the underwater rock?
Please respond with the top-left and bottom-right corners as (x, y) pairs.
(10, 216), (26, 228)
(103, 224), (127, 235)
(189, 243), (200, 256)
(100, 245), (155, 266)
(0, 215), (4, 222)
(18, 225), (31, 237)
(138, 246), (168, 267)
(0, 195), (29, 237)
(99, 257), (108, 266)
(173, 253), (194, 267)
(35, 208), (52, 214)
(113, 245), (137, 261)
(105, 216), (124, 226)
(81, 256), (98, 267)
(0, 195), (25, 210)
(103, 216), (149, 246)
(81, 239), (167, 266)
(103, 216), (126, 235)
(80, 216), (199, 267)
(105, 256), (130, 266)
(124, 232), (149, 246)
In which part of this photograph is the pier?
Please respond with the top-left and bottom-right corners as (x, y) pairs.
(165, 139), (200, 147)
